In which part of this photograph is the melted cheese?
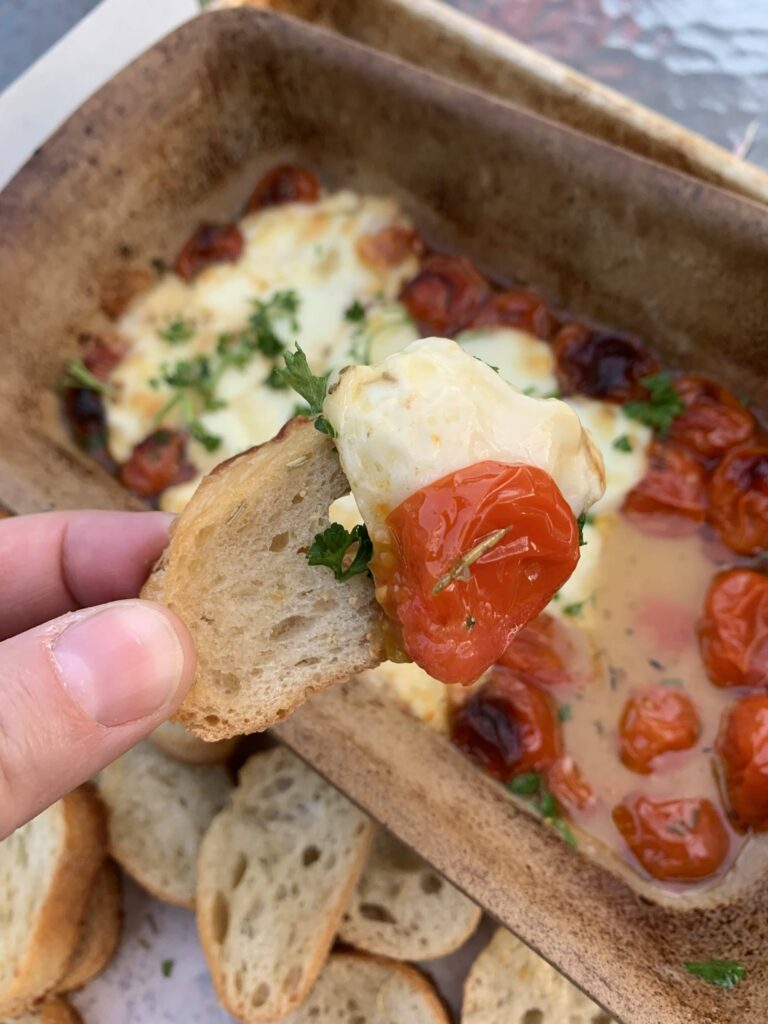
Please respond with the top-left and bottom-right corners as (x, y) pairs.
(456, 326), (559, 398)
(104, 191), (419, 512)
(324, 337), (605, 541)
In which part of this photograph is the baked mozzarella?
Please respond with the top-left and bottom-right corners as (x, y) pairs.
(324, 337), (606, 684)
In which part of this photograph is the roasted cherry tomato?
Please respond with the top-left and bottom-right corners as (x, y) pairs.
(708, 446), (768, 555)
(498, 612), (572, 687)
(119, 429), (194, 498)
(547, 756), (595, 812)
(174, 223), (244, 282)
(669, 376), (754, 461)
(63, 388), (114, 473)
(451, 667), (561, 782)
(717, 695), (768, 830)
(82, 335), (126, 379)
(380, 461), (580, 684)
(612, 794), (729, 882)
(469, 289), (556, 340)
(618, 687), (700, 774)
(399, 255), (491, 336)
(245, 164), (320, 212)
(697, 569), (768, 689)
(553, 324), (659, 402)
(356, 225), (424, 268)
(621, 440), (707, 537)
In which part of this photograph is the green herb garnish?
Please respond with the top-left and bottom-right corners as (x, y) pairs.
(624, 373), (685, 436)
(507, 771), (577, 848)
(158, 317), (195, 345)
(562, 601), (585, 617)
(265, 365), (289, 390)
(307, 523), (373, 582)
(345, 300), (366, 323)
(613, 433), (633, 452)
(275, 345), (336, 437)
(684, 961), (745, 989)
(60, 359), (114, 395)
(161, 959), (174, 978)
(558, 704), (572, 722)
(576, 512), (588, 546)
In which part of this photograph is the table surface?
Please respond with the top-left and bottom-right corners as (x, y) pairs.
(1, 2), (765, 1022)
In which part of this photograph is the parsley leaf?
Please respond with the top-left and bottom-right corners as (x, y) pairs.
(307, 523), (372, 581)
(558, 704), (572, 722)
(576, 512), (588, 547)
(613, 433), (633, 452)
(161, 959), (174, 978)
(562, 601), (585, 617)
(188, 419), (222, 452)
(684, 961), (745, 989)
(624, 373), (685, 436)
(265, 365), (289, 390)
(345, 300), (366, 323)
(60, 359), (114, 396)
(506, 771), (577, 848)
(158, 317), (195, 344)
(276, 346), (329, 415)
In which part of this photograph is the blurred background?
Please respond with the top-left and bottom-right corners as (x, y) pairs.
(2, 0), (766, 167)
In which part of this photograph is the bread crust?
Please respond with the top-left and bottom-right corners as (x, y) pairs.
(0, 785), (106, 1017)
(56, 859), (123, 993)
(143, 418), (382, 740)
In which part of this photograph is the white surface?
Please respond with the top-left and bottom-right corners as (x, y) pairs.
(0, 0), (197, 191)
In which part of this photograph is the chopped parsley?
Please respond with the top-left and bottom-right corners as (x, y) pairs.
(344, 299), (366, 323)
(161, 959), (174, 978)
(624, 373), (685, 436)
(307, 523), (373, 582)
(507, 771), (577, 848)
(576, 512), (588, 546)
(612, 433), (633, 452)
(60, 358), (114, 395)
(275, 345), (335, 437)
(558, 704), (572, 722)
(243, 289), (300, 358)
(660, 677), (685, 688)
(562, 601), (585, 617)
(265, 365), (289, 390)
(684, 960), (745, 989)
(158, 316), (195, 344)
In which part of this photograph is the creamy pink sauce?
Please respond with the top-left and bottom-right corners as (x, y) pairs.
(558, 514), (746, 889)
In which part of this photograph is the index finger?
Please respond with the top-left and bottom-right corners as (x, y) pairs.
(0, 510), (172, 639)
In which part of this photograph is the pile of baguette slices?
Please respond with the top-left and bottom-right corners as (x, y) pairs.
(0, 723), (614, 1023)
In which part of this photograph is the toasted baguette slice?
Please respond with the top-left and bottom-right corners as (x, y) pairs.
(462, 928), (614, 1024)
(143, 419), (383, 740)
(3, 995), (83, 1024)
(0, 787), (106, 1017)
(339, 828), (481, 961)
(149, 721), (239, 765)
(56, 859), (122, 993)
(98, 742), (231, 909)
(283, 952), (449, 1024)
(197, 746), (373, 1022)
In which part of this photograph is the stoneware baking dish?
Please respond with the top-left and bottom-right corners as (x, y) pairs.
(1, 10), (767, 1024)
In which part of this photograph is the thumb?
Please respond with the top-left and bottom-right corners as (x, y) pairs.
(0, 599), (195, 837)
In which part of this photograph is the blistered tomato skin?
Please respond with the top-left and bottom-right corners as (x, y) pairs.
(245, 164), (320, 212)
(174, 223), (244, 282)
(708, 446), (768, 555)
(399, 255), (491, 336)
(380, 461), (580, 685)
(612, 795), (730, 882)
(469, 289), (556, 340)
(698, 569), (768, 689)
(621, 440), (707, 537)
(498, 613), (572, 687)
(618, 687), (701, 774)
(451, 668), (561, 782)
(669, 376), (755, 460)
(356, 225), (424, 268)
(717, 695), (768, 830)
(553, 325), (660, 402)
(119, 429), (194, 498)
(547, 756), (595, 812)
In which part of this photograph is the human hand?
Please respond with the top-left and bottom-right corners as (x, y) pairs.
(0, 510), (196, 837)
